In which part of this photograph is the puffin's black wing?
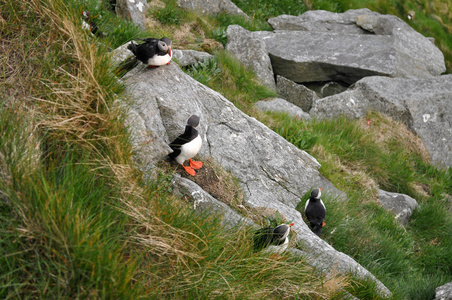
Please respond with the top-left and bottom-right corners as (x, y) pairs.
(305, 200), (326, 235)
(168, 126), (198, 160)
(127, 39), (159, 64)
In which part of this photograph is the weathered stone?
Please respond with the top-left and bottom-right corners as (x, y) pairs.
(226, 25), (276, 89)
(310, 75), (452, 167)
(378, 189), (419, 225)
(276, 75), (319, 111)
(254, 98), (311, 120)
(116, 0), (148, 30)
(268, 9), (378, 34)
(260, 9), (445, 84)
(178, 0), (249, 19)
(172, 49), (214, 67)
(122, 62), (391, 297)
(435, 282), (452, 300)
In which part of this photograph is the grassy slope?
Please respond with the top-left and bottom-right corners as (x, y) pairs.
(1, 0), (451, 299)
(0, 0), (349, 299)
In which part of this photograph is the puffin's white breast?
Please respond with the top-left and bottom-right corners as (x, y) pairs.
(175, 135), (202, 165)
(147, 53), (172, 66)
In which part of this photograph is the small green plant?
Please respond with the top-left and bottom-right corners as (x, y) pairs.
(184, 58), (222, 84)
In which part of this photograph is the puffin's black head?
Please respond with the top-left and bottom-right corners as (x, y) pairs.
(187, 115), (200, 128)
(158, 37), (172, 54)
(310, 188), (322, 199)
(273, 223), (294, 241)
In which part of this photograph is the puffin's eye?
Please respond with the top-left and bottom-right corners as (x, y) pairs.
(158, 41), (168, 51)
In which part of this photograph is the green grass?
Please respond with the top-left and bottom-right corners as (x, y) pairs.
(0, 0), (350, 298)
(270, 112), (452, 299)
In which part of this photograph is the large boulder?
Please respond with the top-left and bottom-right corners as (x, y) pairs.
(260, 9), (446, 84)
(310, 75), (452, 168)
(226, 25), (276, 89)
(115, 0), (148, 30)
(276, 75), (319, 111)
(268, 9), (377, 34)
(435, 282), (452, 300)
(178, 0), (249, 19)
(121, 62), (391, 297)
(378, 189), (419, 225)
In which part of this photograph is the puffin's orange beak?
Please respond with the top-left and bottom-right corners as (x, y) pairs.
(168, 46), (172, 56)
(289, 223), (295, 226)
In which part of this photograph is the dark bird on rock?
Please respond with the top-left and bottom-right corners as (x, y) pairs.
(82, 10), (100, 36)
(253, 223), (294, 253)
(304, 188), (326, 236)
(127, 37), (172, 67)
(168, 115), (203, 176)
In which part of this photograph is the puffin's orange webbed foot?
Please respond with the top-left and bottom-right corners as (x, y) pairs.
(322, 222), (326, 227)
(189, 159), (203, 170)
(182, 165), (196, 176)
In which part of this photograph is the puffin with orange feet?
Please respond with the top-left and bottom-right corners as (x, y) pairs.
(127, 37), (172, 67)
(168, 115), (203, 176)
(304, 188), (326, 236)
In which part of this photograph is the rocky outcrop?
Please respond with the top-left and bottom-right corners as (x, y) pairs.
(178, 0), (249, 19)
(226, 25), (276, 89)
(115, 0), (148, 30)
(276, 75), (319, 112)
(172, 49), (214, 67)
(119, 61), (391, 297)
(254, 98), (311, 120)
(226, 9), (445, 87)
(265, 9), (445, 83)
(435, 282), (452, 300)
(378, 189), (419, 225)
(310, 75), (452, 167)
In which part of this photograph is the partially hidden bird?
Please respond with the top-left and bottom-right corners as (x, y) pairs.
(168, 115), (203, 176)
(253, 223), (295, 253)
(304, 188), (326, 236)
(127, 37), (172, 67)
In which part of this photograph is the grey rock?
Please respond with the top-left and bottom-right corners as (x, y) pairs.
(226, 25), (276, 89)
(289, 248), (390, 297)
(268, 9), (378, 34)
(276, 75), (319, 111)
(259, 9), (445, 84)
(172, 174), (254, 228)
(254, 98), (311, 120)
(378, 189), (419, 224)
(178, 0), (249, 19)
(310, 75), (452, 167)
(110, 41), (135, 67)
(172, 49), (214, 67)
(122, 62), (392, 297)
(435, 282), (452, 300)
(116, 0), (148, 30)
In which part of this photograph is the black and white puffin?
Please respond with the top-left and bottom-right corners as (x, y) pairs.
(168, 115), (203, 176)
(253, 223), (295, 253)
(127, 37), (172, 67)
(304, 188), (326, 236)
(81, 11), (100, 36)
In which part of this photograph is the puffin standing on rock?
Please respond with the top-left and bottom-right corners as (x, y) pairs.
(127, 37), (172, 67)
(168, 115), (203, 176)
(304, 188), (326, 236)
(253, 223), (295, 253)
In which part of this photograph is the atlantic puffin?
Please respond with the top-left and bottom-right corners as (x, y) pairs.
(127, 37), (172, 67)
(81, 11), (100, 36)
(253, 223), (295, 253)
(168, 115), (203, 176)
(304, 188), (326, 236)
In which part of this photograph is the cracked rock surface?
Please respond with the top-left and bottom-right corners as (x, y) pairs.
(122, 62), (391, 297)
